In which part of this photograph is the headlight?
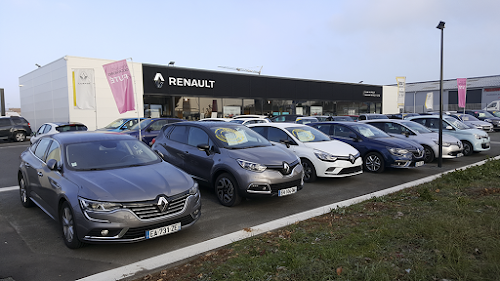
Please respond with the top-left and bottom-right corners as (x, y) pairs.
(189, 182), (199, 195)
(474, 134), (483, 139)
(485, 119), (492, 122)
(314, 149), (338, 162)
(79, 198), (122, 212)
(237, 159), (267, 172)
(433, 140), (451, 147)
(387, 147), (409, 156)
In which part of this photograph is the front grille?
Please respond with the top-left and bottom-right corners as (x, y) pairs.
(267, 159), (300, 176)
(482, 143), (490, 149)
(337, 165), (362, 175)
(270, 179), (302, 192)
(122, 215), (195, 240)
(123, 193), (189, 220)
(409, 149), (424, 158)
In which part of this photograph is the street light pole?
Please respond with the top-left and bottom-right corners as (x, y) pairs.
(437, 21), (445, 168)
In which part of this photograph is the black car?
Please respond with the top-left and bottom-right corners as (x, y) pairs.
(0, 116), (32, 142)
(465, 110), (500, 131)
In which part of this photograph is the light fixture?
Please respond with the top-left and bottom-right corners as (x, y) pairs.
(168, 61), (175, 66)
(35, 64), (41, 68)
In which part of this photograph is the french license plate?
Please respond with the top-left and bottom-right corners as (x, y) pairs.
(457, 153), (463, 158)
(146, 222), (181, 239)
(278, 186), (297, 197)
(415, 161), (425, 167)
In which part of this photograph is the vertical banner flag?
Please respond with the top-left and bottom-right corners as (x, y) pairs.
(396, 77), (406, 110)
(72, 68), (96, 110)
(457, 78), (467, 108)
(425, 92), (434, 111)
(102, 59), (135, 114)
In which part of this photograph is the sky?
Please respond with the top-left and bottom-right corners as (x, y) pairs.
(1, 0), (499, 108)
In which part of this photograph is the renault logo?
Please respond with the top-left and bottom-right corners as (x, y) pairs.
(154, 73), (164, 88)
(349, 154), (356, 164)
(283, 162), (290, 174)
(157, 196), (169, 212)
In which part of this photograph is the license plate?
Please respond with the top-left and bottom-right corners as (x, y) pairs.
(278, 186), (297, 197)
(457, 153), (463, 158)
(415, 161), (424, 167)
(146, 222), (181, 239)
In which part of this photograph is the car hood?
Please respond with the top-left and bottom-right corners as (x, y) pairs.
(303, 140), (359, 156)
(366, 137), (423, 150)
(224, 145), (298, 165)
(416, 132), (461, 144)
(71, 162), (194, 202)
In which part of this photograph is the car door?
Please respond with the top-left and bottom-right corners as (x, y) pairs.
(144, 119), (168, 144)
(0, 118), (12, 139)
(184, 126), (215, 181)
(25, 138), (52, 210)
(331, 124), (369, 155)
(36, 139), (63, 218)
(267, 127), (297, 152)
(161, 125), (189, 171)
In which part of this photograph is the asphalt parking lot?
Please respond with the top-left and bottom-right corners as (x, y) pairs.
(1, 133), (500, 281)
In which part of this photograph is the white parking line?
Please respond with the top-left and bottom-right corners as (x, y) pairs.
(76, 155), (500, 281)
(0, 186), (19, 192)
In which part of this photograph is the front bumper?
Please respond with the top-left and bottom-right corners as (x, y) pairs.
(313, 157), (363, 178)
(238, 163), (304, 197)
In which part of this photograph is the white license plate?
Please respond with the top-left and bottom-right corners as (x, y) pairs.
(146, 222), (181, 239)
(278, 186), (297, 197)
(415, 161), (425, 167)
(457, 153), (463, 158)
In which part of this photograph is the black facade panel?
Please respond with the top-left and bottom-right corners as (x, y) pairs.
(142, 64), (383, 102)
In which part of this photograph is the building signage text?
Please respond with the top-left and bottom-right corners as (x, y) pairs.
(153, 72), (215, 89)
(363, 91), (380, 97)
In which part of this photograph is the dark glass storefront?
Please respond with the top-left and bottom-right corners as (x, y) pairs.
(142, 64), (383, 120)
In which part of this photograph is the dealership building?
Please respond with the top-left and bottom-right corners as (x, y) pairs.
(19, 56), (399, 131)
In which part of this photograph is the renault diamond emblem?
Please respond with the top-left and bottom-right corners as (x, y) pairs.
(157, 196), (169, 212)
(153, 73), (164, 89)
(349, 154), (355, 164)
(283, 162), (290, 174)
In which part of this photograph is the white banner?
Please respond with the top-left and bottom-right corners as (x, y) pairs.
(425, 92), (434, 110)
(73, 69), (96, 110)
(396, 77), (406, 110)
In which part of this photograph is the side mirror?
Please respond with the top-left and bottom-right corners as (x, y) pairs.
(280, 139), (291, 148)
(197, 144), (211, 156)
(46, 159), (59, 171)
(445, 125), (453, 130)
(146, 127), (152, 132)
(403, 131), (410, 137)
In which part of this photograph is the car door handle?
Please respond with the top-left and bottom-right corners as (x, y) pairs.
(37, 172), (43, 177)
(185, 151), (190, 154)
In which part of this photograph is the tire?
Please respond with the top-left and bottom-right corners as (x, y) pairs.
(301, 158), (317, 183)
(462, 141), (473, 156)
(19, 175), (35, 208)
(60, 201), (84, 249)
(364, 152), (385, 173)
(422, 145), (435, 163)
(13, 132), (26, 142)
(215, 173), (242, 207)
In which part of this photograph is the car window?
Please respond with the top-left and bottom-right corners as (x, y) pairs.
(268, 127), (292, 142)
(56, 125), (87, 132)
(130, 119), (154, 130)
(444, 117), (469, 130)
(384, 122), (411, 135)
(187, 127), (210, 147)
(0, 119), (11, 126)
(249, 126), (267, 137)
(34, 138), (52, 161)
(313, 124), (331, 135)
(404, 121), (432, 134)
(284, 126), (331, 142)
(12, 117), (28, 125)
(43, 125), (52, 134)
(169, 125), (188, 143)
(150, 120), (168, 131)
(46, 140), (61, 163)
(333, 125), (354, 138)
(210, 125), (271, 149)
(37, 125), (46, 134)
(349, 124), (390, 138)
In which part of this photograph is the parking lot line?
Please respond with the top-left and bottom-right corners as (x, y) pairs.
(0, 186), (19, 192)
(76, 155), (500, 281)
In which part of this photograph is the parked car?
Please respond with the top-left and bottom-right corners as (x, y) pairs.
(484, 100), (500, 111)
(388, 113), (420, 120)
(30, 122), (88, 144)
(308, 121), (425, 173)
(151, 122), (304, 207)
(229, 118), (270, 125)
(464, 110), (500, 131)
(362, 119), (463, 163)
(18, 131), (201, 248)
(121, 118), (184, 145)
(269, 114), (304, 123)
(248, 123), (363, 182)
(314, 116), (355, 122)
(295, 117), (319, 125)
(358, 114), (389, 121)
(407, 115), (490, 156)
(448, 113), (493, 132)
(96, 118), (145, 132)
(199, 118), (232, 122)
(0, 116), (32, 142)
(343, 115), (360, 121)
(232, 115), (269, 119)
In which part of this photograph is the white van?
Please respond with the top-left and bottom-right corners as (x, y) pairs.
(484, 100), (500, 111)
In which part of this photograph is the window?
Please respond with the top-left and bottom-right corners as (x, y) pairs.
(187, 127), (209, 147)
(43, 125), (52, 134)
(333, 125), (354, 138)
(268, 127), (292, 143)
(34, 138), (52, 161)
(314, 125), (331, 135)
(46, 141), (61, 163)
(37, 125), (46, 134)
(250, 126), (267, 137)
(0, 119), (11, 126)
(150, 120), (168, 131)
(169, 126), (188, 143)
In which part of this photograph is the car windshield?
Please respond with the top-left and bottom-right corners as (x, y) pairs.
(459, 114), (480, 121)
(209, 125), (272, 149)
(489, 111), (500, 117)
(229, 120), (245, 124)
(104, 119), (127, 129)
(402, 121), (432, 134)
(285, 126), (331, 143)
(350, 123), (390, 138)
(66, 139), (160, 170)
(333, 116), (353, 121)
(444, 117), (470, 130)
(56, 125), (88, 132)
(367, 115), (389, 120)
(475, 111), (495, 118)
(130, 119), (154, 130)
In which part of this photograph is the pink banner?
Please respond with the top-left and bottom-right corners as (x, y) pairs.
(103, 59), (135, 114)
(457, 78), (467, 108)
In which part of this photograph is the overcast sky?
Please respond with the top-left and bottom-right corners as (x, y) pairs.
(1, 0), (499, 108)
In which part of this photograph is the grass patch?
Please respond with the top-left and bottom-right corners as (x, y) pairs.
(135, 159), (500, 281)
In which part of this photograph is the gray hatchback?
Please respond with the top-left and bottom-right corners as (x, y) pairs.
(152, 122), (304, 207)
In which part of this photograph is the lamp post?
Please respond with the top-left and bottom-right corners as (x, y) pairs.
(437, 21), (445, 168)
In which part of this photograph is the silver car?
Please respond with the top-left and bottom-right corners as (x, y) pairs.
(362, 119), (463, 163)
(19, 132), (201, 249)
(152, 122), (304, 207)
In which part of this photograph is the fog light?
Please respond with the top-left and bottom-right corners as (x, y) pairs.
(193, 209), (199, 216)
(101, 229), (109, 236)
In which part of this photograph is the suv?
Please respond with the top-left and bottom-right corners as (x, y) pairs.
(0, 116), (32, 142)
(121, 118), (184, 145)
(151, 122), (304, 207)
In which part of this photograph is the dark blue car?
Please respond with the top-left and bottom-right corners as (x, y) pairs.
(121, 118), (184, 145)
(308, 121), (425, 173)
